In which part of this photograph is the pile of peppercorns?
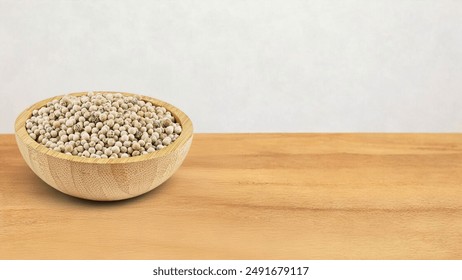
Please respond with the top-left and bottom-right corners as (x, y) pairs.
(25, 92), (182, 158)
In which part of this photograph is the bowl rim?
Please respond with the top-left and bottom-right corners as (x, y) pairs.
(14, 91), (193, 164)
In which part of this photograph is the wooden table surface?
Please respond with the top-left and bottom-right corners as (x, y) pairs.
(1, 134), (462, 259)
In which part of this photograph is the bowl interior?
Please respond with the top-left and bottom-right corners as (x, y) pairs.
(15, 91), (193, 164)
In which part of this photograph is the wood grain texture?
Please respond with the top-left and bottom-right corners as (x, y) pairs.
(14, 92), (193, 201)
(1, 133), (462, 259)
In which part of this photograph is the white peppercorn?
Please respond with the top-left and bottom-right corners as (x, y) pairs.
(162, 137), (172, 145)
(107, 119), (115, 127)
(81, 132), (90, 141)
(120, 134), (128, 142)
(65, 118), (75, 127)
(132, 142), (141, 151)
(127, 126), (136, 134)
(165, 126), (174, 135)
(64, 145), (73, 153)
(107, 138), (115, 146)
(111, 146), (120, 154)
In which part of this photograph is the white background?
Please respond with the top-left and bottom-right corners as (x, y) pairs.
(1, 0), (461, 133)
(1, 260), (462, 280)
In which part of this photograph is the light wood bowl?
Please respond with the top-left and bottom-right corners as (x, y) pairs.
(14, 91), (193, 201)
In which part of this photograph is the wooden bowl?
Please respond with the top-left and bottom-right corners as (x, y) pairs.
(14, 91), (193, 201)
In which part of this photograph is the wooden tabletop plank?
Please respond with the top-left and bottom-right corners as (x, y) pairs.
(1, 134), (462, 259)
